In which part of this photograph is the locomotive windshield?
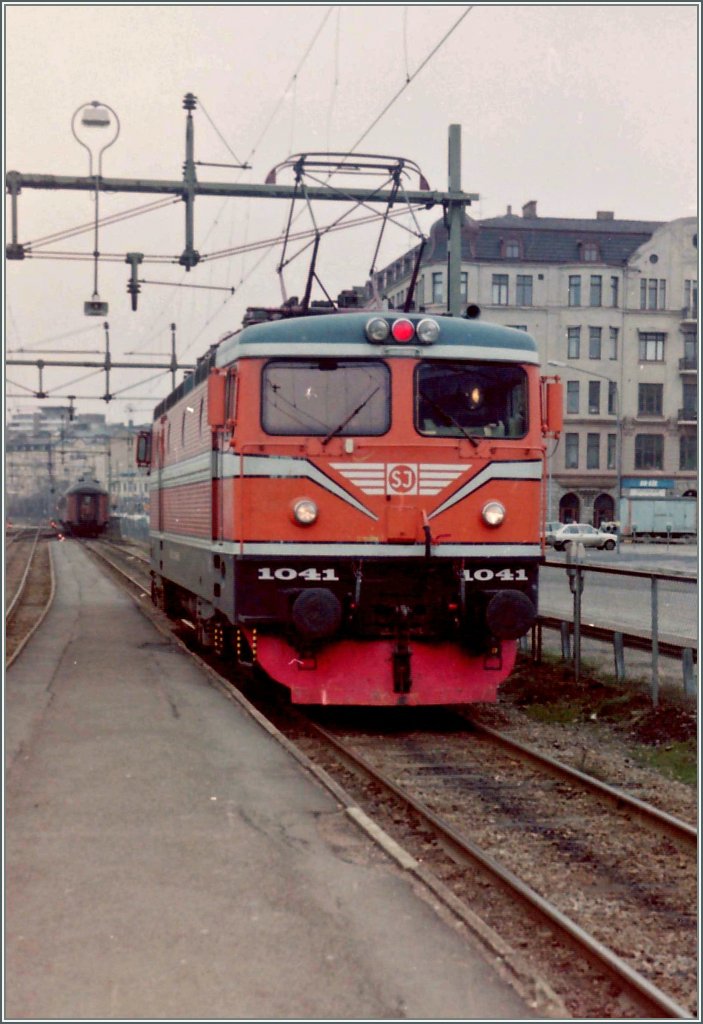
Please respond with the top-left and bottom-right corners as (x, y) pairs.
(415, 361), (527, 438)
(262, 360), (390, 436)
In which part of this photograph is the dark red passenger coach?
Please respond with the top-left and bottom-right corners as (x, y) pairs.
(57, 478), (109, 538)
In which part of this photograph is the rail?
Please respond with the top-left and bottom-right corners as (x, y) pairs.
(309, 720), (693, 1019)
(6, 526), (42, 622)
(464, 717), (697, 848)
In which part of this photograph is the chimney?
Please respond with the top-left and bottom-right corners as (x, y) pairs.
(596, 210), (614, 220)
(522, 200), (538, 218)
(506, 204), (512, 215)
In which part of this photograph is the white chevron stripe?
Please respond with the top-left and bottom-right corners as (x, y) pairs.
(428, 461), (543, 519)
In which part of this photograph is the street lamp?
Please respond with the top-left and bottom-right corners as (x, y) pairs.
(548, 360), (622, 555)
(71, 101), (121, 316)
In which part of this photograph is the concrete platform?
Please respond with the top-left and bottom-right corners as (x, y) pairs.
(5, 541), (534, 1021)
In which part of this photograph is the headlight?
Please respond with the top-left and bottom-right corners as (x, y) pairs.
(365, 317), (390, 343)
(416, 318), (440, 344)
(482, 501), (505, 527)
(292, 498), (318, 526)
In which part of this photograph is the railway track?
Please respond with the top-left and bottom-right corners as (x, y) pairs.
(294, 710), (695, 1018)
(88, 537), (696, 1018)
(6, 527), (55, 667)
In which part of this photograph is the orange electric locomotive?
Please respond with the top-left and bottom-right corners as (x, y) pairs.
(138, 309), (562, 705)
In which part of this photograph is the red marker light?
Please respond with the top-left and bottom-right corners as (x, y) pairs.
(391, 318), (415, 343)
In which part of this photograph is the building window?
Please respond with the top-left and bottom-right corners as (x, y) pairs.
(588, 326), (602, 359)
(565, 433), (579, 468)
(684, 279), (698, 318)
(460, 271), (468, 302)
(588, 380), (600, 414)
(566, 380), (580, 414)
(492, 274), (509, 305)
(640, 278), (667, 310)
(607, 433), (617, 470)
(638, 383), (663, 416)
(635, 434), (663, 470)
(508, 325), (528, 331)
(608, 381), (618, 415)
(589, 275), (602, 307)
(567, 327), (581, 359)
(504, 240), (520, 259)
(683, 332), (697, 368)
(516, 274), (533, 306)
(582, 242), (599, 262)
(586, 433), (600, 469)
(680, 433), (697, 471)
(568, 275), (581, 307)
(610, 276), (619, 307)
(416, 277), (425, 306)
(682, 379), (697, 418)
(431, 272), (444, 305)
(639, 332), (665, 362)
(609, 327), (619, 360)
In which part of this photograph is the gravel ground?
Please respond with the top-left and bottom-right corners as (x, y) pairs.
(472, 700), (697, 826)
(323, 715), (696, 1015)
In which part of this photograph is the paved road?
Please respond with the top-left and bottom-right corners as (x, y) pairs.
(540, 543), (698, 643)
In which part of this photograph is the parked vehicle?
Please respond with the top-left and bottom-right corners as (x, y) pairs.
(552, 522), (616, 551)
(620, 496), (697, 541)
(543, 521), (561, 546)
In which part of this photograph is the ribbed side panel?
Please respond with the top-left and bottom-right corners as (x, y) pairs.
(161, 482), (211, 537)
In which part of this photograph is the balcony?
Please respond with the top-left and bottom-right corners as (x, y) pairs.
(678, 356), (698, 373)
(678, 408), (698, 424)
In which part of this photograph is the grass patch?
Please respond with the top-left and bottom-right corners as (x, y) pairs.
(523, 702), (584, 725)
(634, 740), (697, 787)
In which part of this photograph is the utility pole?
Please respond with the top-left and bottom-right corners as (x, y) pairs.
(7, 95), (478, 313)
(446, 124), (464, 317)
(6, 96), (479, 412)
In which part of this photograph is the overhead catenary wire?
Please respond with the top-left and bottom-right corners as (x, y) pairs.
(26, 196), (179, 249)
(11, 322), (103, 352)
(245, 5), (468, 309)
(349, 6), (474, 153)
(241, 5), (336, 168)
(197, 98), (248, 168)
(43, 367), (105, 393)
(201, 204), (425, 264)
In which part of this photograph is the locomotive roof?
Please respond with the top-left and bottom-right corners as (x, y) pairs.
(215, 312), (539, 367)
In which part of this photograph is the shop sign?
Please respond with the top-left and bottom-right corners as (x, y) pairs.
(621, 477), (674, 491)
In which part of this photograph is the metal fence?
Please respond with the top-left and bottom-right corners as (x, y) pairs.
(528, 548), (698, 704)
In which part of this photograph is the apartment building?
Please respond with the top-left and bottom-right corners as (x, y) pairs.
(368, 203), (698, 523)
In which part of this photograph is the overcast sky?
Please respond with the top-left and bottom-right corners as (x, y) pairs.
(4, 3), (699, 423)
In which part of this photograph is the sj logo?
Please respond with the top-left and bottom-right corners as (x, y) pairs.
(387, 463), (418, 495)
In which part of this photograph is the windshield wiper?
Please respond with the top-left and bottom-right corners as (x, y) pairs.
(321, 386), (381, 446)
(418, 390), (479, 447)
